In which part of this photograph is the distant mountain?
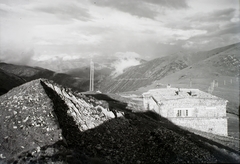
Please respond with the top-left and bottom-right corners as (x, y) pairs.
(0, 62), (88, 92)
(158, 42), (240, 83)
(66, 62), (113, 90)
(31, 56), (146, 74)
(31, 58), (89, 73)
(65, 57), (146, 90)
(1, 79), (238, 163)
(100, 42), (240, 93)
(99, 53), (190, 93)
(0, 69), (26, 95)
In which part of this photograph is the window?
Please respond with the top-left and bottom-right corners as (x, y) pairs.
(177, 110), (182, 117)
(175, 108), (193, 117)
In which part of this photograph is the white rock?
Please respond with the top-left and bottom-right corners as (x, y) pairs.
(23, 116), (29, 122)
(0, 154), (6, 159)
(36, 146), (41, 152)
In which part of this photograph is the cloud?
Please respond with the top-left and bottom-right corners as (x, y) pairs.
(0, 48), (34, 65)
(210, 23), (240, 37)
(111, 52), (142, 76)
(180, 20), (240, 51)
(90, 0), (188, 19)
(164, 19), (220, 33)
(189, 8), (236, 23)
(32, 2), (92, 21)
(0, 0), (239, 68)
(162, 7), (239, 52)
(190, 21), (240, 40)
(165, 8), (237, 32)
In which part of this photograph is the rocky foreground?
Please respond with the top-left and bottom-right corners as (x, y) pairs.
(0, 79), (239, 163)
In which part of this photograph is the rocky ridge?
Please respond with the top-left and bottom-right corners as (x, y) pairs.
(0, 79), (117, 162)
(42, 80), (117, 132)
(0, 79), (62, 160)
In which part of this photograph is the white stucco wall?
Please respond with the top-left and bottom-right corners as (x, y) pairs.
(159, 99), (227, 118)
(142, 92), (228, 136)
(168, 117), (228, 136)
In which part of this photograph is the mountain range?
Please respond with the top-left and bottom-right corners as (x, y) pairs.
(0, 62), (88, 95)
(0, 55), (147, 94)
(1, 42), (239, 114)
(100, 42), (240, 93)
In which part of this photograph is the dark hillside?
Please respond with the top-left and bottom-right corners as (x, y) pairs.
(0, 62), (88, 92)
(0, 69), (26, 95)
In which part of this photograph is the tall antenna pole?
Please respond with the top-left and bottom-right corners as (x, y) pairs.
(89, 58), (94, 91)
(89, 58), (92, 91)
(91, 59), (94, 91)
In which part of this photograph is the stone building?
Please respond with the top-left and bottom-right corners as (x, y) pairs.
(142, 88), (228, 136)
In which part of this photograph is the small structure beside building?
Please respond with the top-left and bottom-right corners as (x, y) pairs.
(142, 87), (228, 136)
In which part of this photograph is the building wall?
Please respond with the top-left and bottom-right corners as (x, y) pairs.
(142, 95), (159, 113)
(168, 117), (228, 136)
(160, 99), (227, 118)
(142, 94), (228, 136)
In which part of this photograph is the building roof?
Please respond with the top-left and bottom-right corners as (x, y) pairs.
(143, 88), (225, 101)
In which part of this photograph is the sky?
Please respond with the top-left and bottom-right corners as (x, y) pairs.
(0, 0), (239, 66)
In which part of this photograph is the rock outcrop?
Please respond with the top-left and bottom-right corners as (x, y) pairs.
(0, 79), (114, 162)
(0, 79), (62, 160)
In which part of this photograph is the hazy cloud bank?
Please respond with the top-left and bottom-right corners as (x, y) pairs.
(111, 52), (142, 77)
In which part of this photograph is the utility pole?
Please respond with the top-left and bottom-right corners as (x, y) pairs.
(208, 80), (215, 94)
(189, 78), (192, 88)
(89, 59), (94, 91)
